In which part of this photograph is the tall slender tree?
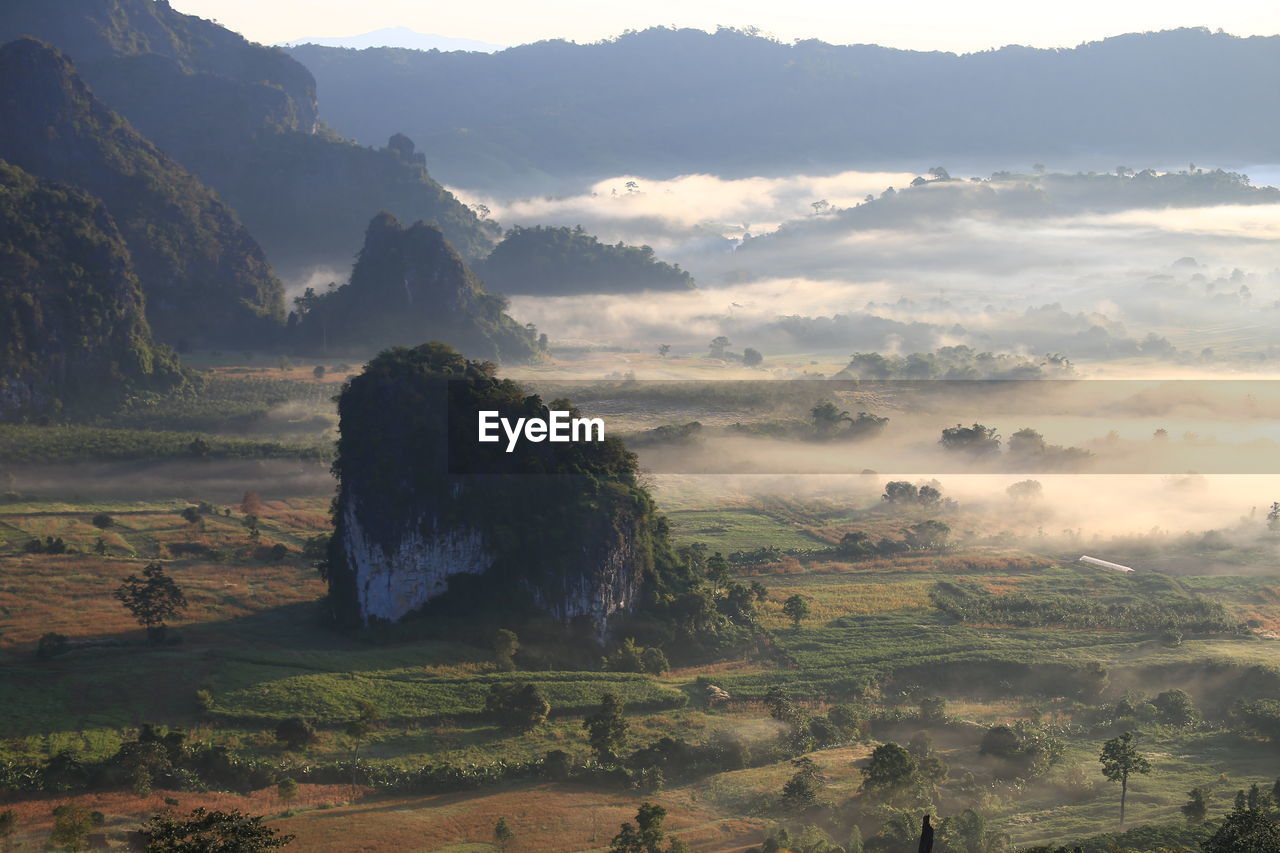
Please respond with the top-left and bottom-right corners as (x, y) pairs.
(1099, 731), (1151, 827)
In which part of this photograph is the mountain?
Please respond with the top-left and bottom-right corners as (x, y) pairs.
(0, 0), (496, 277)
(0, 0), (318, 140)
(283, 27), (504, 53)
(476, 226), (695, 296)
(326, 343), (674, 632)
(287, 26), (1280, 192)
(0, 160), (187, 421)
(0, 37), (283, 348)
(291, 213), (543, 363)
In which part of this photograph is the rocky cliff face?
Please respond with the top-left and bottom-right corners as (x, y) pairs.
(326, 343), (666, 633)
(337, 499), (491, 624)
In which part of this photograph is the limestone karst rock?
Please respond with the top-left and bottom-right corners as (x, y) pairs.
(326, 343), (673, 633)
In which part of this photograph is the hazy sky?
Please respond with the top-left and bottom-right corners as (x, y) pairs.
(169, 0), (1279, 53)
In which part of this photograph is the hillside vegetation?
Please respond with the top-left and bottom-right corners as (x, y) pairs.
(0, 160), (187, 421)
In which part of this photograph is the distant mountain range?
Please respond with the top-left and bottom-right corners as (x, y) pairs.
(287, 26), (1280, 193)
(283, 26), (504, 53)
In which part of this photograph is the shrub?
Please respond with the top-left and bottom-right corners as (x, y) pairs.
(274, 718), (317, 751)
(36, 632), (70, 660)
(542, 750), (572, 782)
(640, 647), (670, 675)
(484, 683), (550, 732)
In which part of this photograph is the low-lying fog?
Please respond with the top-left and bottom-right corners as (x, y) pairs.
(456, 169), (1280, 370)
(650, 471), (1280, 557)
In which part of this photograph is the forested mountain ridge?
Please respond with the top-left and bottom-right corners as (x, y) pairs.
(0, 0), (318, 140)
(0, 37), (284, 348)
(289, 26), (1280, 191)
(0, 160), (188, 421)
(0, 0), (497, 276)
(291, 213), (544, 363)
(476, 226), (695, 295)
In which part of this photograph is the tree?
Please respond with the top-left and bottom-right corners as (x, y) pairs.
(91, 513), (114, 529)
(1099, 731), (1151, 827)
(584, 692), (629, 763)
(828, 703), (863, 738)
(312, 365), (326, 379)
(939, 423), (1000, 457)
(906, 520), (950, 551)
(117, 739), (170, 796)
(140, 807), (295, 851)
(37, 632), (70, 660)
(485, 683), (550, 732)
(1202, 794), (1280, 853)
(1182, 786), (1210, 824)
(49, 804), (94, 851)
(862, 742), (918, 798)
(274, 718), (317, 751)
(782, 594), (811, 629)
(543, 749), (573, 781)
(493, 629), (520, 671)
(1007, 427), (1047, 457)
(609, 803), (685, 853)
(743, 347), (763, 367)
(277, 778), (298, 803)
(839, 531), (876, 558)
(115, 563), (187, 644)
(1006, 479), (1043, 500)
(883, 481), (919, 503)
(917, 484), (942, 506)
(765, 686), (805, 728)
(708, 336), (731, 358)
(1152, 689), (1200, 727)
(240, 492), (264, 516)
(658, 344), (671, 358)
(810, 401), (852, 437)
(640, 647), (670, 675)
(344, 699), (380, 761)
(494, 817), (514, 851)
(919, 696), (947, 724)
(705, 551), (731, 589)
(782, 756), (825, 809)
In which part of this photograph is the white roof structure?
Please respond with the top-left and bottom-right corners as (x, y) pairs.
(1078, 555), (1135, 573)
